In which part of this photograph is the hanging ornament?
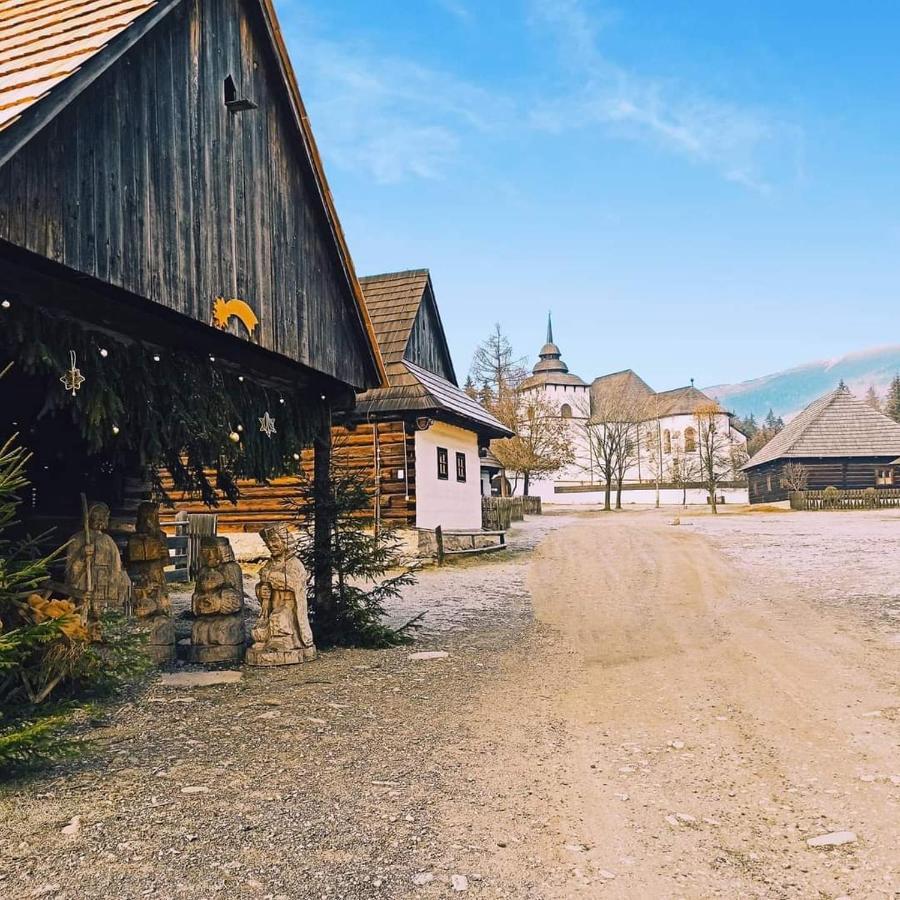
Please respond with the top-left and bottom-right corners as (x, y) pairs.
(60, 350), (85, 396)
(228, 431), (241, 443)
(258, 411), (277, 438)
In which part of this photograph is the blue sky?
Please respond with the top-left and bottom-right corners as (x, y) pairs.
(277, 0), (900, 390)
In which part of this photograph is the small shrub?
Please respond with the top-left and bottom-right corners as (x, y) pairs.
(863, 487), (878, 509)
(823, 485), (840, 509)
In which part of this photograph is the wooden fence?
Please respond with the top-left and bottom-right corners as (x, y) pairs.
(790, 488), (900, 511)
(481, 496), (542, 530)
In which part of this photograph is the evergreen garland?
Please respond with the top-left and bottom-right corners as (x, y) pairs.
(0, 302), (327, 504)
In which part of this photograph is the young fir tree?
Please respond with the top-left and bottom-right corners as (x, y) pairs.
(885, 374), (900, 424)
(290, 438), (419, 649)
(0, 366), (150, 772)
(864, 385), (882, 412)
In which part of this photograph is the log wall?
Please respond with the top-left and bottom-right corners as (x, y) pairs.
(747, 457), (899, 504)
(159, 421), (417, 531)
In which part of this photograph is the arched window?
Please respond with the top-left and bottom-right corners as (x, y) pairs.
(560, 403), (572, 418)
(663, 429), (672, 454)
(684, 427), (697, 453)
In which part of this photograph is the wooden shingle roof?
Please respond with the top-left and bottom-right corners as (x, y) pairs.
(0, 0), (157, 133)
(354, 360), (511, 440)
(355, 270), (511, 440)
(656, 385), (719, 416)
(744, 385), (900, 470)
(359, 270), (430, 366)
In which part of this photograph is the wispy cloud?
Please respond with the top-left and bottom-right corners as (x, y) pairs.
(433, 0), (473, 24)
(286, 30), (509, 184)
(529, 0), (785, 192)
(284, 0), (794, 192)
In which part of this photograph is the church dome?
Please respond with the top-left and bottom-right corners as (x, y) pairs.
(520, 316), (586, 389)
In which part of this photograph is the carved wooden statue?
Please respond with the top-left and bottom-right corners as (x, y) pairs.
(247, 524), (316, 667)
(125, 501), (175, 664)
(65, 502), (131, 640)
(191, 536), (245, 664)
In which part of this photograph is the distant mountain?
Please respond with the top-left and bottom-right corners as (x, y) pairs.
(706, 346), (900, 421)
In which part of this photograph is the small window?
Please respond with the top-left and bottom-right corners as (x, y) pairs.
(766, 473), (772, 493)
(437, 447), (449, 480)
(560, 403), (572, 419)
(684, 427), (697, 453)
(456, 452), (467, 482)
(876, 467), (894, 486)
(663, 429), (672, 454)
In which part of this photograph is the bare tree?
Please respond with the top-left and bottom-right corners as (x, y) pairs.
(668, 431), (698, 506)
(581, 391), (652, 512)
(491, 390), (574, 495)
(780, 461), (809, 493)
(469, 324), (527, 404)
(695, 402), (734, 514)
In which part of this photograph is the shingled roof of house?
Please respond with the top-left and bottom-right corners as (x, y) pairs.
(0, 0), (157, 134)
(743, 385), (900, 470)
(355, 272), (511, 441)
(359, 270), (433, 367)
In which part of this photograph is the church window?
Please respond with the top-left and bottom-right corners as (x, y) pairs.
(663, 429), (672, 454)
(437, 447), (449, 480)
(560, 403), (572, 418)
(684, 427), (697, 453)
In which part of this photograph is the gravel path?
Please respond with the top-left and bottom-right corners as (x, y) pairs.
(2, 508), (898, 899)
(0, 515), (574, 900)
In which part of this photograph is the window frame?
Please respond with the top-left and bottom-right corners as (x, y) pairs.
(875, 466), (894, 487)
(684, 427), (697, 453)
(437, 447), (449, 481)
(456, 451), (467, 483)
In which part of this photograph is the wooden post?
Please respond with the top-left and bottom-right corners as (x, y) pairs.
(435, 525), (444, 566)
(313, 406), (334, 615)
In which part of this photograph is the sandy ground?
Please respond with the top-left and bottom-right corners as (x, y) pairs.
(2, 508), (899, 898)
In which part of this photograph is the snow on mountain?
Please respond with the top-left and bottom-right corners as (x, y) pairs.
(706, 346), (900, 421)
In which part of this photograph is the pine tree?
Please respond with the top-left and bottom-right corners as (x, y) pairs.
(864, 385), (882, 412)
(290, 438), (419, 648)
(885, 374), (900, 423)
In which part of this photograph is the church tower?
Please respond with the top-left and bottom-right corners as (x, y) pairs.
(520, 314), (589, 417)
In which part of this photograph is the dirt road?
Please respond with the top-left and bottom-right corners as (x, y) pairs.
(440, 516), (900, 898)
(3, 512), (898, 899)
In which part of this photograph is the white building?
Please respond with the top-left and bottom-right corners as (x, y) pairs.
(519, 318), (748, 505)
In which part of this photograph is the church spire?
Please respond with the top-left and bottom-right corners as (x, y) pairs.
(547, 311), (553, 345)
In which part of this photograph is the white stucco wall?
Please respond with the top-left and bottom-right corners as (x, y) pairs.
(414, 421), (482, 530)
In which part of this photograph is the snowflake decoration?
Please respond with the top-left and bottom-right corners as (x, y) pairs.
(258, 411), (277, 438)
(60, 350), (85, 397)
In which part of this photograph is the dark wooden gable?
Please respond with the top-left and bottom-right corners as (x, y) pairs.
(404, 278), (457, 384)
(0, 0), (382, 390)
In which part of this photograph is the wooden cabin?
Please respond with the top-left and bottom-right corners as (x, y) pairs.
(347, 270), (512, 531)
(159, 270), (512, 533)
(0, 0), (385, 526)
(744, 385), (900, 503)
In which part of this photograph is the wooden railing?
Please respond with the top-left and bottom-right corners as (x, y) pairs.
(481, 495), (542, 530)
(790, 488), (900, 510)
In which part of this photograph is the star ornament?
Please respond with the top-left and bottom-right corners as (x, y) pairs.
(60, 350), (86, 397)
(259, 411), (277, 438)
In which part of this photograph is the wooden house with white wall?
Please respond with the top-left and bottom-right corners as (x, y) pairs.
(344, 270), (512, 531)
